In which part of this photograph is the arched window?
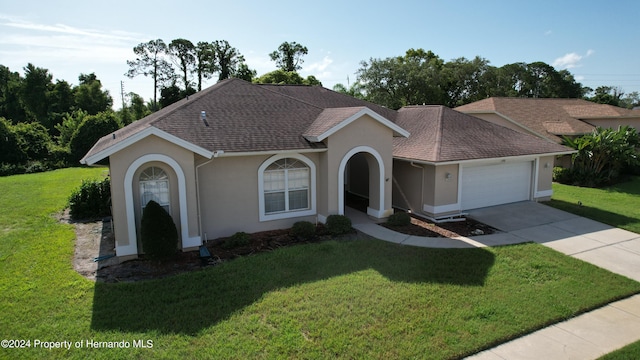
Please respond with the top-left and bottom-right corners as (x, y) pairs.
(139, 166), (170, 214)
(263, 158), (310, 214)
(258, 154), (316, 222)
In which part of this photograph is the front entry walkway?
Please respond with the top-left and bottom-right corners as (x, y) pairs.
(346, 202), (640, 360)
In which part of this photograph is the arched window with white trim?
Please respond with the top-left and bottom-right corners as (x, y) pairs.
(139, 166), (170, 214)
(259, 154), (317, 221)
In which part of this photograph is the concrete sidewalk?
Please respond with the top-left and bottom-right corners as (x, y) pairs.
(346, 203), (640, 359)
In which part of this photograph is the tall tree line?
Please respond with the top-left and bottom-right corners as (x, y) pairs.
(338, 48), (639, 109)
(126, 38), (255, 109)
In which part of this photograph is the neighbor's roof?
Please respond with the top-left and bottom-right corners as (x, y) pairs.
(393, 106), (573, 163)
(81, 79), (402, 164)
(455, 97), (603, 143)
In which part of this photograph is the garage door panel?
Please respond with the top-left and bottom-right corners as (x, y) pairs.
(461, 162), (532, 210)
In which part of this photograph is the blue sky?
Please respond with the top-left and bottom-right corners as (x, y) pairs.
(1, 0), (638, 107)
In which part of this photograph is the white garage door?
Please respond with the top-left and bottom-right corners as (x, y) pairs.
(461, 161), (532, 210)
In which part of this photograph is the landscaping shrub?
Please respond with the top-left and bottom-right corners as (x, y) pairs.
(141, 200), (178, 260)
(387, 211), (411, 227)
(326, 215), (352, 235)
(291, 221), (316, 239)
(68, 177), (111, 219)
(222, 232), (251, 249)
(552, 166), (571, 184)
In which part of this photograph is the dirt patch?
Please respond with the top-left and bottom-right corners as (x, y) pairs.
(381, 213), (496, 238)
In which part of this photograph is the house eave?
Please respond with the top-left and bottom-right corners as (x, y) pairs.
(80, 127), (215, 165)
(393, 150), (576, 166)
(310, 107), (409, 142)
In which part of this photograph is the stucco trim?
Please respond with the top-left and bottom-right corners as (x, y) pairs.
(535, 189), (554, 198)
(305, 108), (410, 142)
(257, 153), (317, 222)
(338, 146), (386, 217)
(122, 154), (199, 257)
(422, 203), (461, 215)
(82, 127), (214, 165)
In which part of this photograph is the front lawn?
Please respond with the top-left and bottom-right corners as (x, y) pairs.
(1, 169), (639, 359)
(546, 176), (640, 234)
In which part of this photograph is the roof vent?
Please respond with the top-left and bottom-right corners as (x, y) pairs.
(200, 111), (209, 127)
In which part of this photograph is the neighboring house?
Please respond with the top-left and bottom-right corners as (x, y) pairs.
(456, 97), (640, 144)
(81, 79), (572, 259)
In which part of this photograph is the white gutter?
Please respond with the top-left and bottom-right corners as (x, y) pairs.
(195, 150), (223, 243)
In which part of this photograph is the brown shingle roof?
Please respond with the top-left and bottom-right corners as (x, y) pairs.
(455, 97), (597, 143)
(393, 106), (572, 163)
(83, 81), (573, 165)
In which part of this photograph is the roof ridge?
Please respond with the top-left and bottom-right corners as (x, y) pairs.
(433, 106), (445, 162)
(256, 83), (326, 110)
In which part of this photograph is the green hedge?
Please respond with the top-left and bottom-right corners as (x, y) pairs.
(68, 177), (111, 219)
(141, 200), (178, 260)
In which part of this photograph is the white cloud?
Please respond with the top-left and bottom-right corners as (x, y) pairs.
(586, 49), (595, 57)
(302, 55), (334, 79)
(553, 53), (582, 69)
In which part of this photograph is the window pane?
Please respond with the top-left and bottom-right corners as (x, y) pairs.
(265, 192), (285, 213)
(264, 171), (285, 191)
(288, 168), (309, 189)
(288, 189), (309, 210)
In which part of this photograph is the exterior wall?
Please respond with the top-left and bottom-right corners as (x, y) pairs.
(197, 152), (320, 240)
(433, 164), (460, 206)
(108, 135), (199, 256)
(322, 114), (395, 219)
(391, 159), (423, 212)
(583, 117), (640, 130)
(535, 155), (555, 201)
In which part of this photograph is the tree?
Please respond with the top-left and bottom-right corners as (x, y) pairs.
(442, 56), (492, 107)
(254, 69), (321, 85)
(21, 63), (52, 125)
(69, 111), (122, 163)
(357, 49), (446, 109)
(195, 41), (217, 91)
(128, 92), (150, 120)
(0, 117), (26, 164)
(168, 38), (196, 93)
(159, 82), (183, 108)
(74, 73), (113, 115)
(126, 39), (175, 108)
(562, 126), (640, 187)
(48, 79), (74, 132)
(0, 65), (27, 123)
(55, 110), (89, 148)
(269, 41), (308, 72)
(587, 86), (624, 106)
(213, 40), (244, 81)
(332, 81), (365, 99)
(620, 91), (640, 109)
(235, 62), (257, 82)
(13, 122), (52, 161)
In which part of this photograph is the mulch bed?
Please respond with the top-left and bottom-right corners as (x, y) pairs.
(380, 213), (496, 238)
(89, 212), (495, 283)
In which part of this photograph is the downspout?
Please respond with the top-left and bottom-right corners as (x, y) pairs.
(195, 150), (224, 243)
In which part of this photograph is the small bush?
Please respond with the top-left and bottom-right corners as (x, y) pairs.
(326, 215), (352, 235)
(68, 177), (111, 219)
(141, 200), (178, 260)
(387, 212), (411, 227)
(552, 166), (571, 183)
(291, 221), (316, 239)
(222, 232), (251, 249)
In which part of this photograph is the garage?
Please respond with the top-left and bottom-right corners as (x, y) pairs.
(461, 161), (533, 210)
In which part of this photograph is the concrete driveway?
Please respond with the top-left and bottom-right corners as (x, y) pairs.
(468, 201), (640, 282)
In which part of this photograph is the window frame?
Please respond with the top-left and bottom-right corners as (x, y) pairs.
(258, 154), (316, 222)
(139, 166), (171, 215)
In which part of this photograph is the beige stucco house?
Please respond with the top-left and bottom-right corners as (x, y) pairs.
(82, 79), (572, 259)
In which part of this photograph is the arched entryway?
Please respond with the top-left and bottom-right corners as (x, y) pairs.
(338, 146), (386, 218)
(123, 154), (190, 255)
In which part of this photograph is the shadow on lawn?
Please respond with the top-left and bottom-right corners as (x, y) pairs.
(91, 237), (495, 335)
(546, 199), (639, 231)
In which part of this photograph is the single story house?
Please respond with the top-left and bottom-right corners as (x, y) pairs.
(455, 97), (640, 144)
(81, 79), (573, 259)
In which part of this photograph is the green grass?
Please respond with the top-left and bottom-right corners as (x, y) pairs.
(1, 169), (639, 359)
(546, 176), (640, 234)
(598, 340), (640, 360)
